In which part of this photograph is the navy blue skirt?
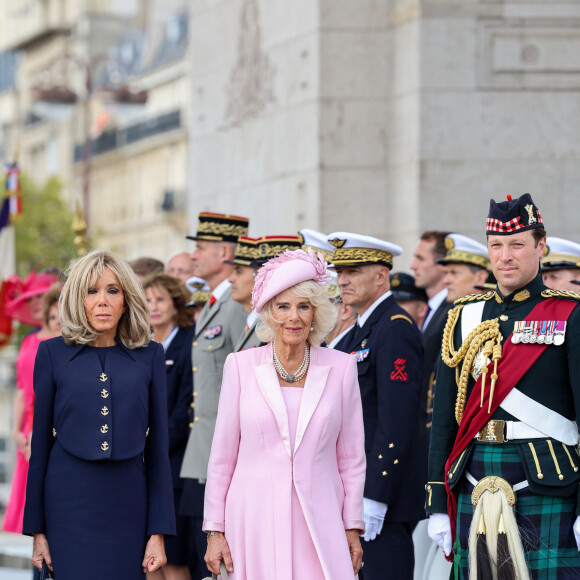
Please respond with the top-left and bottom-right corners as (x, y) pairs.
(44, 441), (147, 579)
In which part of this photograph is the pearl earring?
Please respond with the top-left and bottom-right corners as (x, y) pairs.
(310, 321), (315, 332)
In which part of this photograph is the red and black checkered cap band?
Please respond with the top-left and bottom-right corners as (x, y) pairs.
(486, 216), (524, 233)
(486, 213), (543, 235)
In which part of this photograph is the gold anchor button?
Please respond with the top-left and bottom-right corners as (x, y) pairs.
(99, 373), (108, 382)
(101, 389), (109, 398)
(100, 424), (109, 434)
(101, 406), (109, 416)
(101, 441), (109, 451)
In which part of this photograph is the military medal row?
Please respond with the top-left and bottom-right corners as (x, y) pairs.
(511, 320), (566, 345)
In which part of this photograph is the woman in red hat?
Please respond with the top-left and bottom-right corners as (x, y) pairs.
(2, 274), (60, 534)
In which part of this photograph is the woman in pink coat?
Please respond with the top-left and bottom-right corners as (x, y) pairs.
(203, 248), (366, 579)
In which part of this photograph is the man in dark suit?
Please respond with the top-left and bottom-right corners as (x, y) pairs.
(328, 231), (424, 580)
(410, 231), (451, 434)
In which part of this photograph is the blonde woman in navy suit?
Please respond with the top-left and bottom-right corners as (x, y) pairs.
(23, 250), (175, 580)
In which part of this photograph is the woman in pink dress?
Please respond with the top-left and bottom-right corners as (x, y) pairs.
(203, 249), (366, 579)
(3, 281), (61, 533)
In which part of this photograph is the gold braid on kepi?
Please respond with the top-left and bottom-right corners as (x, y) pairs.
(441, 306), (502, 424)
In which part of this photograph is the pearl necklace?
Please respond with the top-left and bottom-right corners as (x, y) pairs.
(273, 342), (310, 383)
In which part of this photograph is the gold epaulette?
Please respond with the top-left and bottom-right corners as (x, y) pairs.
(391, 314), (413, 325)
(453, 291), (496, 305)
(441, 302), (502, 425)
(541, 289), (580, 301)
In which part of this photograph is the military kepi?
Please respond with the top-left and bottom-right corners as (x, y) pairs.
(186, 212), (249, 243)
(225, 235), (302, 268)
(327, 232), (402, 269)
(486, 193), (543, 235)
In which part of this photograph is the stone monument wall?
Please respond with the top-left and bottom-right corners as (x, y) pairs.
(189, 0), (580, 269)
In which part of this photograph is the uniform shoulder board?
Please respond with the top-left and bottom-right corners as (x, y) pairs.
(541, 289), (580, 301)
(453, 291), (495, 305)
(391, 314), (413, 325)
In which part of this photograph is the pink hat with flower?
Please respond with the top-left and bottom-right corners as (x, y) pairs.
(251, 248), (332, 313)
(4, 272), (59, 326)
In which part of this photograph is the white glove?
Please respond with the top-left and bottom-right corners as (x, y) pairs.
(428, 513), (452, 556)
(361, 497), (388, 542)
(573, 515), (580, 551)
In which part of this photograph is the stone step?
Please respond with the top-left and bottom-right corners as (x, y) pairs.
(0, 531), (32, 571)
(0, 568), (32, 579)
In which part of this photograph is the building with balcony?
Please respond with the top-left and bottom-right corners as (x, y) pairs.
(0, 0), (191, 261)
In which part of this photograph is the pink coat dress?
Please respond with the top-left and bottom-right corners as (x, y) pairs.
(203, 343), (366, 580)
(3, 331), (45, 533)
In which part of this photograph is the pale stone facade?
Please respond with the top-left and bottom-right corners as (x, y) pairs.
(189, 0), (580, 270)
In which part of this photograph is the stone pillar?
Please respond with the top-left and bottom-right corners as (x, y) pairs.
(189, 0), (396, 239)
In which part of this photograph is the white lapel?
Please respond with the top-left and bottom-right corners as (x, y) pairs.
(253, 343), (291, 458)
(294, 347), (330, 454)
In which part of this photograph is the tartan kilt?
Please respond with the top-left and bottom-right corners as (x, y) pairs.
(453, 442), (580, 580)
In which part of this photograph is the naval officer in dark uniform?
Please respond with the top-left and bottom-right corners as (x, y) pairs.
(427, 194), (580, 579)
(23, 250), (175, 579)
(328, 232), (424, 580)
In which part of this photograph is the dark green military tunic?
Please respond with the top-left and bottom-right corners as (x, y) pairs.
(426, 274), (580, 579)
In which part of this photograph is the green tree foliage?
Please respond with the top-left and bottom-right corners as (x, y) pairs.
(12, 174), (77, 278)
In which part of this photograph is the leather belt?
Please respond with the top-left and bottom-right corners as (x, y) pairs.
(475, 419), (546, 443)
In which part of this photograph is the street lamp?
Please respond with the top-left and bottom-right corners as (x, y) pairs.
(30, 51), (147, 253)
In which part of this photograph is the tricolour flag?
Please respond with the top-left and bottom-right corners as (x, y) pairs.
(0, 162), (22, 232)
(0, 161), (19, 346)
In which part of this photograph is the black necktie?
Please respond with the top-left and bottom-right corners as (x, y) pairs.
(421, 305), (432, 331)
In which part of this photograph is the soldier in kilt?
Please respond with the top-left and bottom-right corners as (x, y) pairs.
(426, 193), (580, 579)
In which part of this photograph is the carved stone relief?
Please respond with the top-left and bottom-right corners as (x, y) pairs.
(226, 0), (276, 124)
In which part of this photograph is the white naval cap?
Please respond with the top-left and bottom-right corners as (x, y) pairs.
(542, 237), (580, 271)
(298, 229), (335, 262)
(185, 276), (211, 306)
(327, 232), (403, 269)
(437, 233), (490, 270)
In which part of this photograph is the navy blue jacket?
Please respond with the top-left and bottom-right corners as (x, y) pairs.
(164, 326), (194, 489)
(23, 336), (175, 537)
(336, 294), (425, 523)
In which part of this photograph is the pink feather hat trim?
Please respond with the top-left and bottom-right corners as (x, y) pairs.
(251, 248), (332, 313)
